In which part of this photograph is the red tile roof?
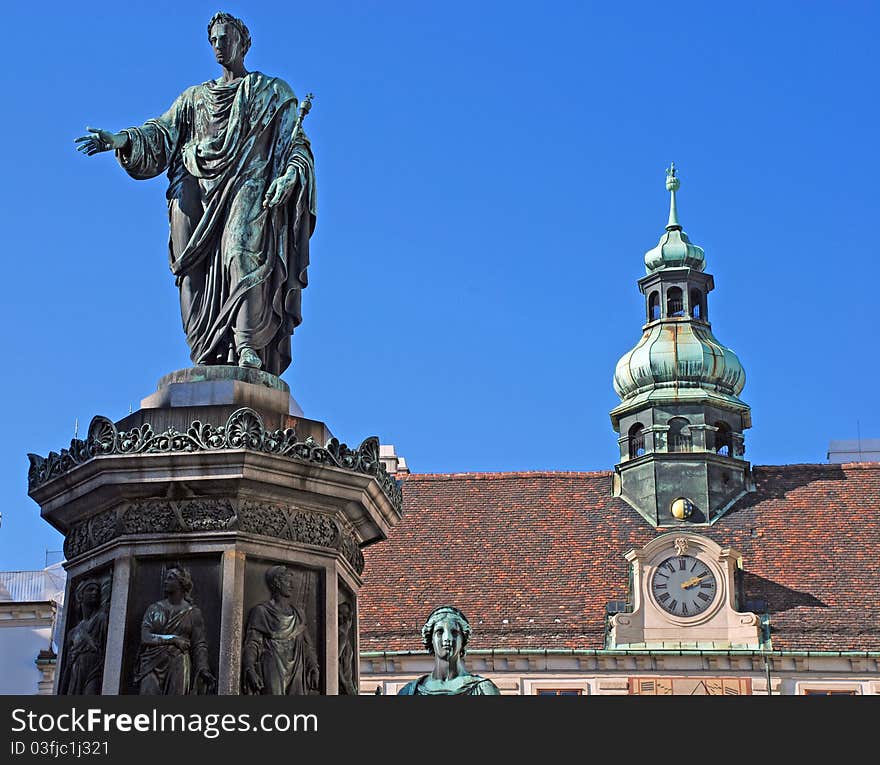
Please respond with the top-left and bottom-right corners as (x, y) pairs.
(358, 463), (880, 653)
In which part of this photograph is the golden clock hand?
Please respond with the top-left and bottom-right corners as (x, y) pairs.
(680, 575), (704, 590)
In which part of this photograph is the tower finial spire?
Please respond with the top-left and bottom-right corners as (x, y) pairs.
(665, 162), (681, 230)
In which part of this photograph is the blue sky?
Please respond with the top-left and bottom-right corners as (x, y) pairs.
(2, 1), (878, 570)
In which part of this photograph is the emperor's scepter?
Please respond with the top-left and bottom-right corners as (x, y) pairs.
(266, 93), (314, 208)
(291, 92), (314, 146)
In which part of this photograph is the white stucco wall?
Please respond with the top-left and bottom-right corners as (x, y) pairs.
(0, 621), (54, 694)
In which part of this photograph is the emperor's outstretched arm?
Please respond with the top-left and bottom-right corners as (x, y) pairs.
(115, 90), (192, 181)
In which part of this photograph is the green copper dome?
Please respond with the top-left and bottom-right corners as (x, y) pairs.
(611, 165), (754, 529)
(615, 164), (746, 404)
(643, 163), (705, 273)
(613, 321), (746, 400)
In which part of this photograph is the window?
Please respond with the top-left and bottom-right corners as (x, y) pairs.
(628, 423), (646, 458)
(715, 422), (732, 456)
(667, 287), (684, 317)
(536, 689), (583, 696)
(649, 291), (661, 321)
(667, 417), (691, 452)
(802, 689), (859, 695)
(690, 289), (702, 319)
(524, 679), (589, 695)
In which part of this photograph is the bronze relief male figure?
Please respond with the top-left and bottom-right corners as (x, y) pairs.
(242, 565), (320, 695)
(76, 12), (316, 375)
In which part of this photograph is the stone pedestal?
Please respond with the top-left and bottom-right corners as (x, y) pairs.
(27, 367), (403, 696)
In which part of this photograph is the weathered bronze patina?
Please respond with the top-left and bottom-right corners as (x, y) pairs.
(134, 565), (216, 695)
(34, 13), (403, 696)
(242, 565), (320, 695)
(75, 12), (316, 375)
(337, 601), (358, 695)
(398, 606), (501, 695)
(58, 577), (110, 695)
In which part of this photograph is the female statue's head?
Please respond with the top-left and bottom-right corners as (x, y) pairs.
(163, 565), (194, 602)
(74, 579), (102, 614)
(421, 605), (472, 660)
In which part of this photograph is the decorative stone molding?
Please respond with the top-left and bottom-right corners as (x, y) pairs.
(28, 407), (403, 514)
(63, 498), (366, 574)
(360, 650), (880, 695)
(609, 532), (762, 649)
(0, 602), (57, 627)
(35, 651), (57, 696)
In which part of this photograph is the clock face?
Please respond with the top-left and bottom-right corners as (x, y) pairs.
(650, 555), (717, 617)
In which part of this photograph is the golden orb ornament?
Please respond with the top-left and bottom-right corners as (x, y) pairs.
(670, 497), (696, 520)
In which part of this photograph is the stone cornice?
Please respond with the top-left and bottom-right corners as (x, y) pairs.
(28, 407), (403, 514)
(360, 648), (880, 658)
(360, 648), (880, 674)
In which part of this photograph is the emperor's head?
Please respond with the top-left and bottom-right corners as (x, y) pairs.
(207, 12), (251, 68)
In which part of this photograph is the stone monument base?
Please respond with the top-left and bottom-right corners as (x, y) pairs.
(140, 365), (305, 417)
(28, 369), (403, 696)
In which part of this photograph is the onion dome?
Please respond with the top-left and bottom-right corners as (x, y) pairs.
(614, 164), (746, 404)
(643, 163), (705, 273)
(613, 321), (746, 400)
(610, 165), (754, 528)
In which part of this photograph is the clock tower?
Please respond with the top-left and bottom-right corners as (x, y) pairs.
(610, 165), (754, 527)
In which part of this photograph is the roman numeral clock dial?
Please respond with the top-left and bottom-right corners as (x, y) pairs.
(650, 556), (717, 617)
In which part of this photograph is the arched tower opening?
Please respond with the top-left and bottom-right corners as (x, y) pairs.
(628, 423), (646, 458)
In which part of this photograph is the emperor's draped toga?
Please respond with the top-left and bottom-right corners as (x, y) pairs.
(116, 71), (316, 375)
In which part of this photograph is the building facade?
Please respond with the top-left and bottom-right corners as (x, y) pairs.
(358, 169), (880, 695)
(0, 565), (65, 694)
